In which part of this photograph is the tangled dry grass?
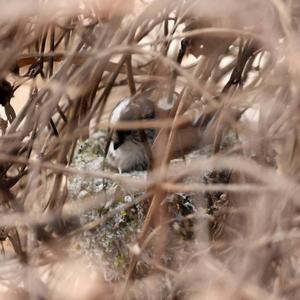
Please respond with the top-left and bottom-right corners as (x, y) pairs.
(1, 0), (300, 299)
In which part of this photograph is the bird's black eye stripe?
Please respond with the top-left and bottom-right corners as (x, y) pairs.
(113, 130), (132, 150)
(121, 130), (132, 137)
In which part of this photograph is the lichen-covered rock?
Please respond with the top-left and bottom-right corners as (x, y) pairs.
(68, 131), (149, 279)
(68, 130), (235, 281)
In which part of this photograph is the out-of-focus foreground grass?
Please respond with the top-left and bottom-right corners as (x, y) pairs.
(1, 0), (300, 299)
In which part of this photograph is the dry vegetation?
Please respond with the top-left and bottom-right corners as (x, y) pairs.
(1, 0), (300, 299)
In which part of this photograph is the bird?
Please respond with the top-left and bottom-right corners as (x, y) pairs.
(105, 89), (243, 173)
